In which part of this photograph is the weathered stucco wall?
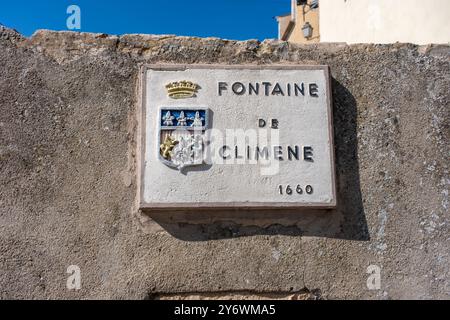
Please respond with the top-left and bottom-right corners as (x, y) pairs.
(0, 26), (448, 299)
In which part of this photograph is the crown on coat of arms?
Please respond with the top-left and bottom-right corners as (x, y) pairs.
(165, 81), (199, 99)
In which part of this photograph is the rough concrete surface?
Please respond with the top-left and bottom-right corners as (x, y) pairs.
(0, 25), (448, 299)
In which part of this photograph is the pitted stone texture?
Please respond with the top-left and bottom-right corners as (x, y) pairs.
(0, 27), (448, 299)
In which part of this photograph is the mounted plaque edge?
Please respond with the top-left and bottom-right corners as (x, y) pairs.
(137, 64), (337, 211)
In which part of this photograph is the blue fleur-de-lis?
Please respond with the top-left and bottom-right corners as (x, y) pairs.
(177, 111), (188, 126)
(162, 111), (175, 126)
(190, 111), (204, 127)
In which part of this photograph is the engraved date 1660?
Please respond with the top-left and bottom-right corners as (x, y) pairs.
(278, 184), (313, 195)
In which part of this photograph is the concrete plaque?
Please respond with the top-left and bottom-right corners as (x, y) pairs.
(139, 65), (336, 210)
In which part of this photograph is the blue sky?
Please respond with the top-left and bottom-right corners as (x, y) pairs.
(0, 0), (290, 40)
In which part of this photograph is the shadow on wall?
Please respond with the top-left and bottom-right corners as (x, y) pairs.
(143, 79), (369, 242)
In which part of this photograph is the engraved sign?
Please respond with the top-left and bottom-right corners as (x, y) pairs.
(139, 65), (336, 210)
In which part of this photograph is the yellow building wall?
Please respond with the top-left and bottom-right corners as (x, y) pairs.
(289, 2), (320, 44)
(277, 14), (292, 40)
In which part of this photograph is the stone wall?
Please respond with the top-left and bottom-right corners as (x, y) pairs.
(0, 26), (448, 299)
